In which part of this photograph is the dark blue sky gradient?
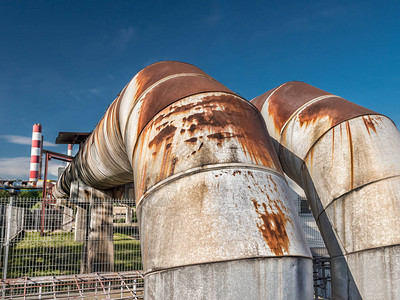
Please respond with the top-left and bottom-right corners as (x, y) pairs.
(1, 0), (399, 179)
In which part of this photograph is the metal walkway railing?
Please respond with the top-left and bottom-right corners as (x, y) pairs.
(1, 271), (144, 299)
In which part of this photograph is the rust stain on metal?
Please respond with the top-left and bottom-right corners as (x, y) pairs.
(251, 199), (291, 256)
(138, 122), (179, 197)
(252, 82), (379, 138)
(137, 74), (232, 137)
(251, 88), (276, 111)
(188, 124), (197, 132)
(138, 165), (148, 200)
(175, 94), (282, 172)
(153, 114), (165, 126)
(345, 121), (354, 189)
(258, 82), (331, 132)
(136, 92), (285, 198)
(133, 61), (209, 103)
(170, 157), (178, 175)
(148, 125), (177, 148)
(207, 132), (239, 140)
(185, 137), (197, 143)
(189, 142), (204, 156)
(297, 97), (375, 129)
(362, 116), (377, 134)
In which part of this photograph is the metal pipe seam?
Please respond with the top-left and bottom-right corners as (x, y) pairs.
(315, 173), (400, 222)
(142, 255), (314, 277)
(329, 242), (400, 258)
(293, 115), (400, 228)
(278, 94), (339, 138)
(144, 257), (312, 299)
(251, 81), (400, 300)
(135, 163), (286, 208)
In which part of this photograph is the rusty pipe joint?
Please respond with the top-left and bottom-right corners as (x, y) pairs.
(252, 81), (400, 300)
(54, 62), (313, 299)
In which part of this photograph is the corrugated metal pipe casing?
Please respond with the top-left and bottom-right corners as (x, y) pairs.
(252, 81), (400, 300)
(54, 62), (312, 299)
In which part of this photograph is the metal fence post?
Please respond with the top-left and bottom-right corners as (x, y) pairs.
(3, 194), (14, 280)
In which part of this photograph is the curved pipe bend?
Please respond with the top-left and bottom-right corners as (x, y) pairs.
(252, 81), (400, 300)
(54, 62), (313, 299)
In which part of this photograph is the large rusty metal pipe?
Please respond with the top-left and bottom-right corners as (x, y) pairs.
(54, 62), (312, 299)
(252, 81), (400, 299)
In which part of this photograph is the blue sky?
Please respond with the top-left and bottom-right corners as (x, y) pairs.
(0, 0), (399, 180)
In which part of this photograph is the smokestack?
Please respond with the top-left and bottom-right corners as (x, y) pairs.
(29, 123), (42, 182)
(67, 144), (73, 157)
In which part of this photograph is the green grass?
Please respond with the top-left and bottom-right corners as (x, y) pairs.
(114, 233), (142, 271)
(3, 231), (142, 278)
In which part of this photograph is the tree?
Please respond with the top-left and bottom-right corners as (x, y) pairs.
(0, 189), (10, 199)
(18, 190), (42, 198)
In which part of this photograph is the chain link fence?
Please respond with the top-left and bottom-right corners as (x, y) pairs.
(0, 197), (143, 299)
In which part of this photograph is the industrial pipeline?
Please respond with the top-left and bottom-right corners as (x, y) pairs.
(252, 81), (400, 300)
(53, 62), (313, 299)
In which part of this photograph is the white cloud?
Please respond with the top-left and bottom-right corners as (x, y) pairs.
(0, 157), (63, 180)
(0, 157), (30, 179)
(0, 135), (57, 147)
(43, 141), (57, 147)
(48, 163), (64, 178)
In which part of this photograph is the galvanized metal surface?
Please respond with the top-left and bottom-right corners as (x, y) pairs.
(252, 81), (400, 300)
(133, 92), (282, 202)
(145, 258), (311, 300)
(54, 62), (313, 299)
(137, 167), (310, 270)
(135, 90), (312, 299)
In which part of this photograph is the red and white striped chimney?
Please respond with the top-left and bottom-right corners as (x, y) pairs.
(67, 144), (73, 156)
(29, 123), (42, 182)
